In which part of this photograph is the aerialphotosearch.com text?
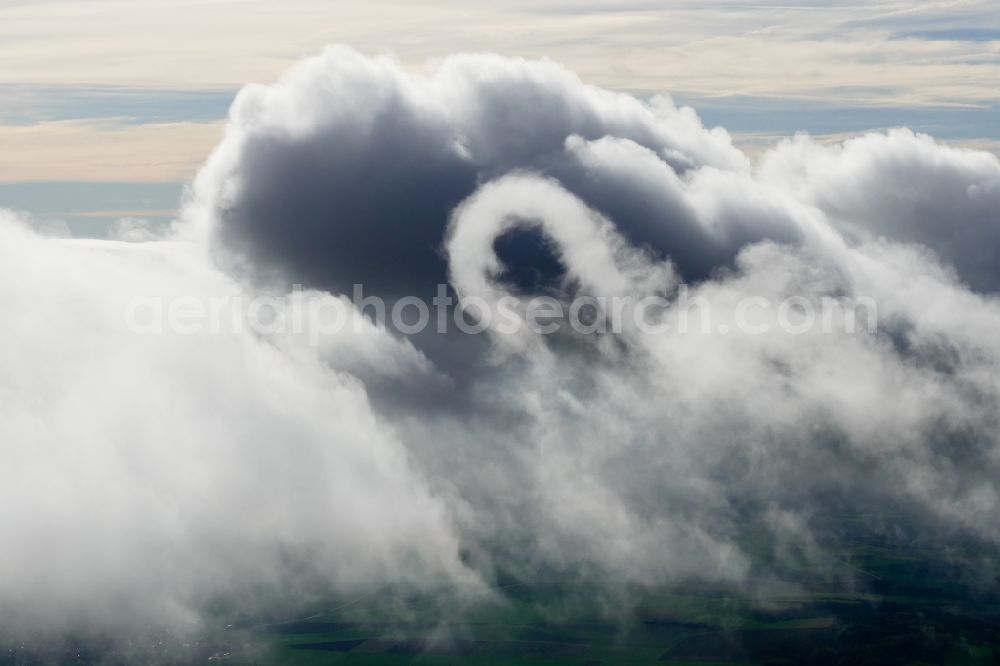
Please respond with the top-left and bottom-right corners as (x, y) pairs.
(125, 283), (878, 344)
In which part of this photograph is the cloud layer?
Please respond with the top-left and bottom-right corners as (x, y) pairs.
(0, 213), (474, 639)
(3, 46), (1000, 646)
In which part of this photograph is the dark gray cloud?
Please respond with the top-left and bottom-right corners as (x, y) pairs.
(197, 46), (754, 302)
(200, 47), (1000, 305)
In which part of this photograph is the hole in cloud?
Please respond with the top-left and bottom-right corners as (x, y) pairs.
(491, 222), (568, 295)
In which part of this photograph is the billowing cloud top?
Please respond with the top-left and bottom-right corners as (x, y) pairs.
(192, 46), (1000, 297)
(3, 46), (1000, 647)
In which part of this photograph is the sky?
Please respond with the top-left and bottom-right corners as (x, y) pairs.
(1, 0), (998, 234)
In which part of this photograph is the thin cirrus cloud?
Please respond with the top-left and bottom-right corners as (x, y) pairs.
(2, 46), (1000, 648)
(1, 1), (1000, 187)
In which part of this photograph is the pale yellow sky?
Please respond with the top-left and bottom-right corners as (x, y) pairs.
(1, 0), (998, 183)
(0, 119), (224, 181)
(0, 0), (996, 100)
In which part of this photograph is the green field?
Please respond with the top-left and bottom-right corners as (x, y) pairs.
(3, 529), (998, 665)
(245, 539), (1000, 666)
